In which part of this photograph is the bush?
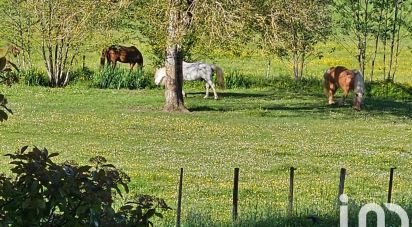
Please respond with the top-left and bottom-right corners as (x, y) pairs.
(0, 71), (19, 86)
(0, 146), (170, 226)
(366, 81), (412, 100)
(19, 69), (49, 86)
(70, 67), (94, 83)
(224, 70), (253, 89)
(224, 70), (322, 92)
(92, 67), (153, 89)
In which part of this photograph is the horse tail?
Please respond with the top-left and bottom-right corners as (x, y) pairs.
(323, 67), (334, 96)
(100, 48), (107, 68)
(211, 64), (224, 89)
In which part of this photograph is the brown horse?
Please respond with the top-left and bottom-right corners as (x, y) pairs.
(100, 45), (143, 70)
(323, 66), (365, 110)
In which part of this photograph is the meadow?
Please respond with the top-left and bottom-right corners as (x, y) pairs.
(1, 79), (411, 225)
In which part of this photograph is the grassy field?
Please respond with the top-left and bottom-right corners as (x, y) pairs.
(1, 83), (411, 225)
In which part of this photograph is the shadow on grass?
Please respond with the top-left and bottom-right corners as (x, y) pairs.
(187, 90), (412, 118)
(364, 97), (412, 118)
(183, 206), (410, 227)
(186, 91), (269, 99)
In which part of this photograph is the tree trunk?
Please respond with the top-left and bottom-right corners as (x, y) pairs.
(164, 45), (188, 112)
(293, 52), (299, 81)
(387, 0), (400, 81)
(265, 59), (271, 78)
(163, 0), (188, 112)
(370, 3), (384, 82)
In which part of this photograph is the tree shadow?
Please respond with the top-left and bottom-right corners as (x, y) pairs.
(185, 91), (270, 99)
(363, 97), (412, 118)
(186, 90), (412, 119)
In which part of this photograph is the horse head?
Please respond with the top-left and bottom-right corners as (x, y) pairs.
(352, 70), (365, 110)
(154, 67), (166, 86)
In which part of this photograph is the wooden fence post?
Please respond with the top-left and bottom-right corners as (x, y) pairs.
(176, 168), (183, 227)
(232, 168), (240, 223)
(288, 167), (296, 216)
(338, 168), (346, 205)
(388, 167), (396, 203)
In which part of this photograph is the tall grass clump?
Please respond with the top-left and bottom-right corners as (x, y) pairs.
(19, 69), (49, 86)
(224, 70), (254, 89)
(92, 67), (153, 89)
(70, 67), (94, 84)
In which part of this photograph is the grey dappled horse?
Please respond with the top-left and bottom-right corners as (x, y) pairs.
(155, 61), (224, 99)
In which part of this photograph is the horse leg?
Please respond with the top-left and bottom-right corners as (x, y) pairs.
(339, 89), (349, 106)
(328, 84), (336, 105)
(206, 80), (218, 100)
(130, 63), (135, 71)
(204, 82), (210, 99)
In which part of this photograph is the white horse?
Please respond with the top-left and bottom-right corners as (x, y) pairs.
(155, 61), (224, 99)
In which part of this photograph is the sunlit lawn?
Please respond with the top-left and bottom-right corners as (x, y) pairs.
(0, 84), (411, 225)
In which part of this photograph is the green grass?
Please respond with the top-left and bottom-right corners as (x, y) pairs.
(1, 84), (412, 225)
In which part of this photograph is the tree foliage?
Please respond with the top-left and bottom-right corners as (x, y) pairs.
(333, 0), (411, 81)
(134, 0), (253, 65)
(1, 0), (130, 87)
(134, 0), (253, 112)
(256, 0), (332, 80)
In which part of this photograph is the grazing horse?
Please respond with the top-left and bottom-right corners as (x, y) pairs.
(323, 66), (365, 110)
(100, 45), (143, 70)
(154, 61), (224, 99)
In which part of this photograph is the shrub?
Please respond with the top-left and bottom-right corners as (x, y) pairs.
(0, 71), (19, 86)
(70, 67), (94, 83)
(19, 69), (49, 86)
(224, 70), (322, 92)
(366, 81), (412, 100)
(0, 146), (170, 226)
(224, 70), (253, 89)
(92, 67), (153, 89)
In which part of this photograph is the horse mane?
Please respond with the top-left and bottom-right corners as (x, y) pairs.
(211, 64), (225, 89)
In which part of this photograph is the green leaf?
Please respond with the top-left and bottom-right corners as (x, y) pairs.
(0, 110), (8, 121)
(48, 152), (59, 159)
(20, 146), (29, 154)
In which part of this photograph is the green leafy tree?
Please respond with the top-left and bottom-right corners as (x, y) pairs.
(1, 0), (130, 87)
(256, 0), (332, 80)
(136, 0), (252, 112)
(333, 0), (410, 81)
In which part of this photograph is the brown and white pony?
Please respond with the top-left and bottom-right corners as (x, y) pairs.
(323, 66), (365, 110)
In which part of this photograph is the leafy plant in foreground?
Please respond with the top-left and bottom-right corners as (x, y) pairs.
(0, 94), (12, 122)
(0, 146), (171, 226)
